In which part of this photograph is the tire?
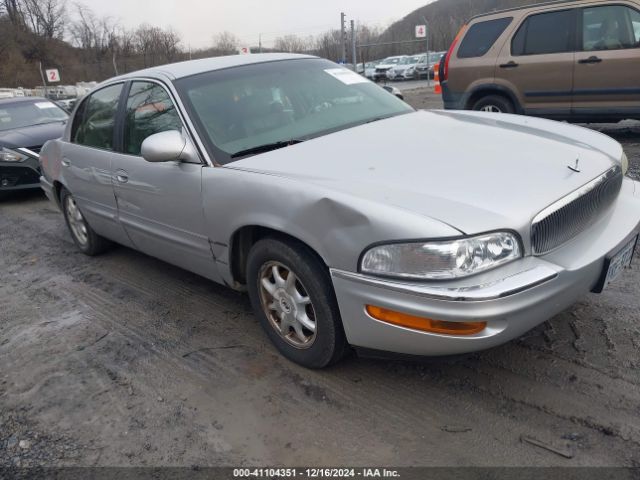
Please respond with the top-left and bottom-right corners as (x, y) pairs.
(472, 95), (515, 114)
(60, 187), (111, 256)
(246, 237), (349, 369)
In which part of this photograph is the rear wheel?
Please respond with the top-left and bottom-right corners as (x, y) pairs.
(60, 187), (111, 256)
(246, 237), (349, 368)
(472, 95), (515, 114)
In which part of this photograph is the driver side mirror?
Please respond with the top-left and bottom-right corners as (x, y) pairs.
(141, 130), (200, 164)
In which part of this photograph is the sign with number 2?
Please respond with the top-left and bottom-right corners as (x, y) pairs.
(45, 69), (60, 83)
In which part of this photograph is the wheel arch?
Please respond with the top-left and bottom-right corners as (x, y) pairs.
(52, 180), (66, 207)
(228, 225), (331, 287)
(464, 84), (522, 114)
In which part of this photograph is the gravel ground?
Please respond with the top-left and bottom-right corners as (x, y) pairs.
(1, 89), (639, 469)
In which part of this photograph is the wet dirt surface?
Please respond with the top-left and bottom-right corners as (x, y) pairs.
(1, 91), (639, 468)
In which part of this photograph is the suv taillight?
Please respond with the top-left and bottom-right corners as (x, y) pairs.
(442, 25), (467, 81)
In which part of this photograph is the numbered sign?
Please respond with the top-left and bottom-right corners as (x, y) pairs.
(415, 25), (427, 38)
(45, 69), (60, 83)
(238, 47), (251, 55)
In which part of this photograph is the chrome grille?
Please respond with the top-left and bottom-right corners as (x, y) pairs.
(531, 166), (623, 255)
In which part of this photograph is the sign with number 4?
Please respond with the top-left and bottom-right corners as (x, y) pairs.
(45, 69), (60, 83)
(415, 25), (427, 38)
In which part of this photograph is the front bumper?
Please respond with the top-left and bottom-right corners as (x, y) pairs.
(373, 70), (390, 81)
(331, 178), (640, 356)
(0, 158), (41, 191)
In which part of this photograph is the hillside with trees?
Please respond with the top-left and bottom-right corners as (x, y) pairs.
(0, 0), (541, 88)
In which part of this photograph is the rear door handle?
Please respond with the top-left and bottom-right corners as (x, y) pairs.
(499, 61), (519, 69)
(578, 56), (602, 64)
(61, 159), (70, 167)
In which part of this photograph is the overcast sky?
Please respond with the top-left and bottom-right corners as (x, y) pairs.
(78, 0), (433, 49)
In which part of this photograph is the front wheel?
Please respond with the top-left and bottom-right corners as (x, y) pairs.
(246, 237), (349, 368)
(60, 188), (111, 256)
(472, 95), (515, 114)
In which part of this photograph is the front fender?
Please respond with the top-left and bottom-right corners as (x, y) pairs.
(201, 167), (462, 285)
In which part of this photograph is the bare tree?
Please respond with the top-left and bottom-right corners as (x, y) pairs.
(21, 0), (66, 39)
(135, 25), (182, 66)
(313, 29), (342, 62)
(274, 34), (310, 53)
(212, 31), (239, 55)
(1, 0), (25, 29)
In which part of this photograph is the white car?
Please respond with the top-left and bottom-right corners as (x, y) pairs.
(387, 55), (424, 81)
(373, 56), (406, 82)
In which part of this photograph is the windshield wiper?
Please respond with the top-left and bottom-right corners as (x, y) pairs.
(231, 139), (305, 159)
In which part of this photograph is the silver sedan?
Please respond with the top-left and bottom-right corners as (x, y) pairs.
(40, 54), (640, 368)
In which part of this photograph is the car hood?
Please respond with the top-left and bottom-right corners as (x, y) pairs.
(0, 121), (66, 149)
(392, 65), (415, 71)
(228, 110), (621, 235)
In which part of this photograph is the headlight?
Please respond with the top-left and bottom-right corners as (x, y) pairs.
(406, 67), (415, 74)
(0, 147), (28, 163)
(360, 232), (522, 280)
(621, 151), (629, 175)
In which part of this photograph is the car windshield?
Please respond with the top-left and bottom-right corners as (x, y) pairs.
(384, 57), (402, 64)
(0, 100), (68, 132)
(401, 56), (421, 65)
(176, 58), (413, 163)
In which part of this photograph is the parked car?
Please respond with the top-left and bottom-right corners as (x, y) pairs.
(55, 98), (77, 112)
(40, 53), (639, 368)
(381, 85), (404, 100)
(416, 52), (446, 79)
(387, 55), (423, 81)
(441, 0), (640, 121)
(363, 61), (380, 79)
(373, 56), (406, 82)
(0, 97), (68, 197)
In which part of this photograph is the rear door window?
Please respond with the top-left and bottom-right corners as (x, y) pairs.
(457, 17), (513, 58)
(72, 83), (123, 150)
(512, 9), (576, 55)
(581, 5), (640, 51)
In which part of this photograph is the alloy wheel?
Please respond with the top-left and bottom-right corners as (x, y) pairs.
(65, 196), (89, 247)
(258, 261), (317, 349)
(480, 105), (503, 113)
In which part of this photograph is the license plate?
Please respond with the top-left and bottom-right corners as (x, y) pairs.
(597, 235), (638, 292)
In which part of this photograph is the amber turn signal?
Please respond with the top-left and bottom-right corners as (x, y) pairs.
(365, 305), (486, 336)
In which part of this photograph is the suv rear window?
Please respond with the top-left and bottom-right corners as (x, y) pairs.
(457, 17), (513, 58)
(512, 9), (575, 56)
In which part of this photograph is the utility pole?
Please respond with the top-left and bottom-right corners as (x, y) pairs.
(422, 16), (431, 87)
(350, 20), (357, 70)
(340, 12), (347, 64)
(112, 53), (119, 76)
(259, 33), (263, 53)
(38, 61), (48, 99)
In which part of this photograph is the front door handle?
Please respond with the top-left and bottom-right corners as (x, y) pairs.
(578, 56), (602, 64)
(499, 61), (519, 69)
(115, 171), (129, 184)
(61, 159), (70, 167)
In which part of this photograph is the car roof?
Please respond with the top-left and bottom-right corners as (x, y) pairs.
(0, 96), (49, 106)
(107, 53), (317, 84)
(469, 0), (611, 22)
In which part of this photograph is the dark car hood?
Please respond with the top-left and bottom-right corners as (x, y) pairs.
(0, 122), (66, 149)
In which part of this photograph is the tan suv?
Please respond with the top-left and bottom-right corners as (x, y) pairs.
(440, 0), (640, 122)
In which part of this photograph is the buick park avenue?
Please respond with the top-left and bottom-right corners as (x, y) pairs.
(39, 54), (640, 368)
